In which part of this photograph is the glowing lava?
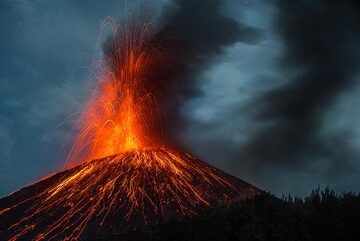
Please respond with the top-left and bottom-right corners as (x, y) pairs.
(65, 17), (162, 167)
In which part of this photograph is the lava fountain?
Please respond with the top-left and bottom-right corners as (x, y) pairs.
(65, 17), (163, 167)
(0, 17), (260, 241)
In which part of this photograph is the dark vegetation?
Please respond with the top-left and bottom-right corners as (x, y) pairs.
(100, 187), (360, 241)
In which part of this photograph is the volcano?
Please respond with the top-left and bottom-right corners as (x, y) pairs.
(0, 147), (260, 240)
(0, 15), (262, 241)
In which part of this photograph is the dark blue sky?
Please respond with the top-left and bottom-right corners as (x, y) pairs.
(0, 0), (359, 197)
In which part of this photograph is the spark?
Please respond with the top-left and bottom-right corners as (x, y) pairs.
(65, 17), (162, 167)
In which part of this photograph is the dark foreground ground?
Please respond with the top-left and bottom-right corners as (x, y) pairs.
(90, 187), (360, 241)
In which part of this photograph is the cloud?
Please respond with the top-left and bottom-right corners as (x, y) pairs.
(178, 0), (360, 195)
(238, 0), (360, 167)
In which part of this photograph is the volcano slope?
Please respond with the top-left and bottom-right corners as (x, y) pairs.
(0, 147), (261, 240)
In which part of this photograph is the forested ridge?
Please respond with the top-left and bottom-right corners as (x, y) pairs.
(98, 188), (360, 241)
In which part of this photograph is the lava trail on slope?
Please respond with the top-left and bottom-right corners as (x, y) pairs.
(0, 147), (260, 240)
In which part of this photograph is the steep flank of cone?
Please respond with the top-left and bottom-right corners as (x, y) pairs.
(0, 148), (261, 240)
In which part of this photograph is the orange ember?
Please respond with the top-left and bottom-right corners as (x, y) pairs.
(65, 18), (162, 167)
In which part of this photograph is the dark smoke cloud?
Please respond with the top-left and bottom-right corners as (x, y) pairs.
(103, 0), (262, 146)
(153, 0), (262, 142)
(237, 0), (360, 170)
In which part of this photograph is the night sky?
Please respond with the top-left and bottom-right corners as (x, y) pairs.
(0, 0), (359, 197)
